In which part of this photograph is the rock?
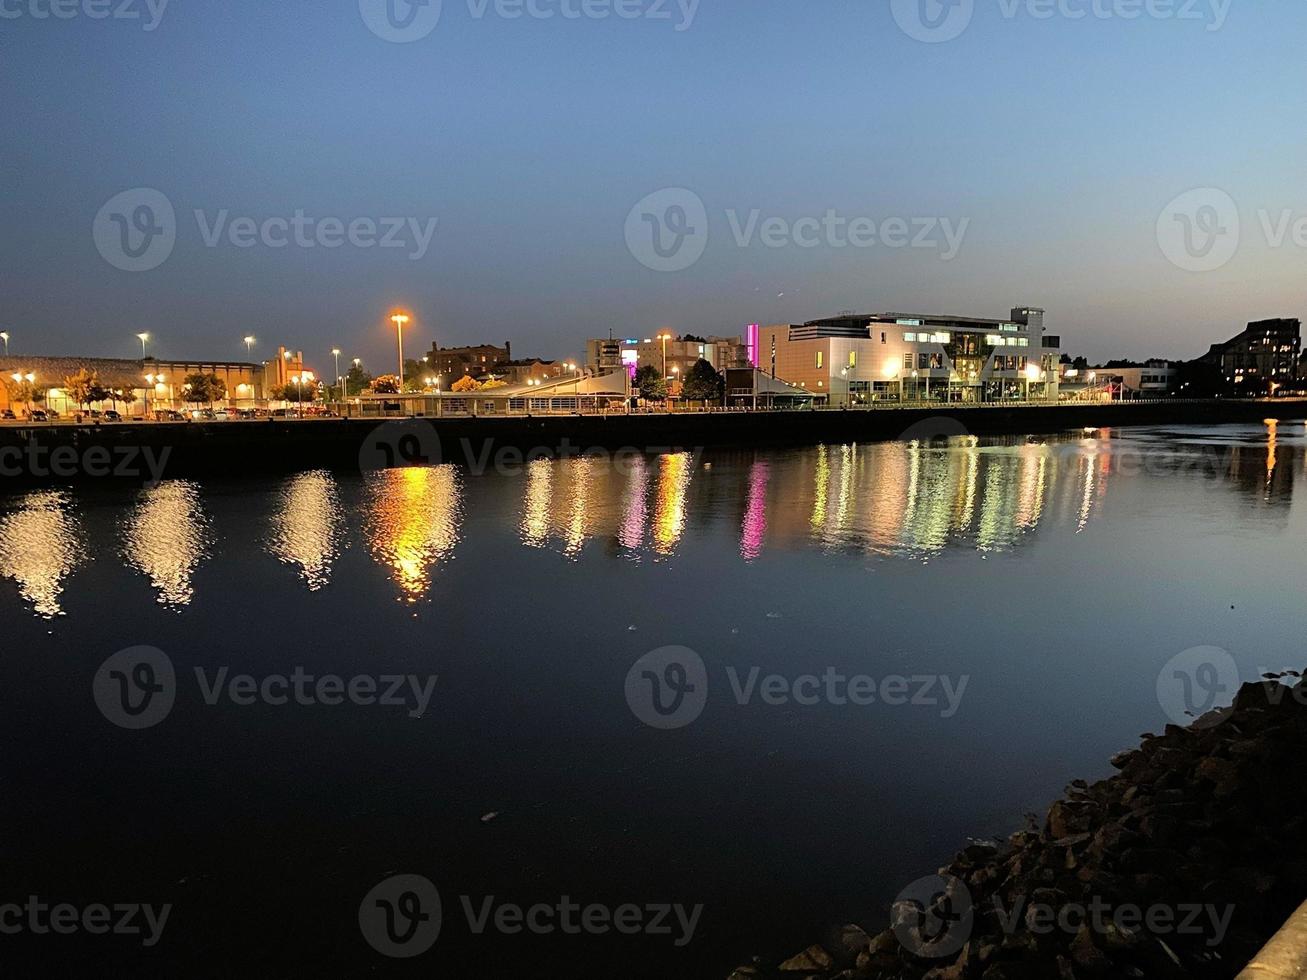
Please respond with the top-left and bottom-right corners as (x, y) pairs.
(836, 924), (871, 959)
(779, 945), (833, 972)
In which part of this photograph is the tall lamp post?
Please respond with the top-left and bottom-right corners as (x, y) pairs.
(657, 332), (672, 380)
(332, 348), (342, 404)
(137, 333), (150, 358)
(391, 313), (409, 390)
(0, 332), (9, 356)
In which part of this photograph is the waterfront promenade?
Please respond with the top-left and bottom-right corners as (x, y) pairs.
(2, 399), (1305, 485)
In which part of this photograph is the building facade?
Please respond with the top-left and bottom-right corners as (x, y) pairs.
(586, 335), (748, 378)
(426, 342), (512, 381)
(1197, 318), (1300, 393)
(755, 307), (1060, 405)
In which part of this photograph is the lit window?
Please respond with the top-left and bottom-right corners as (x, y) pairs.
(816, 352), (824, 369)
(904, 332), (917, 342)
(848, 351), (856, 367)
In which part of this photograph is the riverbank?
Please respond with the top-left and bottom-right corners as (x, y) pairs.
(0, 399), (1303, 484)
(733, 673), (1307, 980)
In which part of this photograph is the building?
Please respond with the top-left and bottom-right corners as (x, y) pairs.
(585, 334), (749, 378)
(426, 341), (512, 381)
(1088, 361), (1177, 398)
(1196, 318), (1300, 393)
(0, 352), (304, 414)
(494, 358), (567, 385)
(754, 307), (1060, 405)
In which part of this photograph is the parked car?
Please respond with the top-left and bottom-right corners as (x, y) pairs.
(28, 409), (49, 422)
(214, 409), (232, 420)
(102, 410), (122, 422)
(1, 409), (16, 420)
(46, 409), (60, 421)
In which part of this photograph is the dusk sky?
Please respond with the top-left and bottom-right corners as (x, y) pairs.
(3, 0), (1304, 371)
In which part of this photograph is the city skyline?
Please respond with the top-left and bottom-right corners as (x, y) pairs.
(5, 3), (1305, 367)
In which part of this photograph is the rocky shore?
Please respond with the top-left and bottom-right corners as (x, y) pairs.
(733, 673), (1307, 980)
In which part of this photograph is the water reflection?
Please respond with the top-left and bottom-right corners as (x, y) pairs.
(269, 471), (343, 591)
(363, 466), (462, 603)
(652, 453), (693, 557)
(1, 425), (1302, 621)
(123, 481), (210, 608)
(740, 460), (769, 561)
(0, 490), (82, 618)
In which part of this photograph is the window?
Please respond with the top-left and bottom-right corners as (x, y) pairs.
(904, 332), (917, 342)
(848, 351), (857, 367)
(904, 353), (914, 370)
(880, 332), (887, 344)
(918, 353), (930, 370)
(816, 351), (824, 369)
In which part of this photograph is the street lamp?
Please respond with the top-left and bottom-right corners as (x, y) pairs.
(244, 335), (255, 356)
(137, 333), (150, 358)
(332, 348), (342, 403)
(391, 312), (409, 388)
(657, 332), (673, 380)
(0, 332), (8, 356)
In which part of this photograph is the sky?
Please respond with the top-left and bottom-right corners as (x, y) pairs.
(2, 0), (1306, 373)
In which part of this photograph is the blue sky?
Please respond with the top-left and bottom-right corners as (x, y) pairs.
(2, 0), (1305, 370)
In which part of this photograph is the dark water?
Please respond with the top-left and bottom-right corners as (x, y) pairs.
(1, 423), (1303, 977)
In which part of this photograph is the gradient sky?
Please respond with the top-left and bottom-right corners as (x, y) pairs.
(3, 0), (1305, 373)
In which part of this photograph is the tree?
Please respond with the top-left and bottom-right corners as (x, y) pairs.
(277, 381), (317, 403)
(108, 387), (139, 412)
(681, 358), (725, 404)
(634, 365), (667, 402)
(4, 376), (42, 413)
(451, 375), (480, 393)
(182, 373), (226, 406)
(345, 364), (373, 395)
(370, 374), (400, 395)
(1072, 356), (1089, 371)
(63, 368), (104, 411)
(480, 379), (508, 390)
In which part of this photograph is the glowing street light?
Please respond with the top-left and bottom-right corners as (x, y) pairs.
(390, 312), (410, 388)
(137, 333), (150, 357)
(332, 348), (342, 402)
(244, 336), (256, 355)
(657, 332), (673, 379)
(0, 332), (9, 356)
